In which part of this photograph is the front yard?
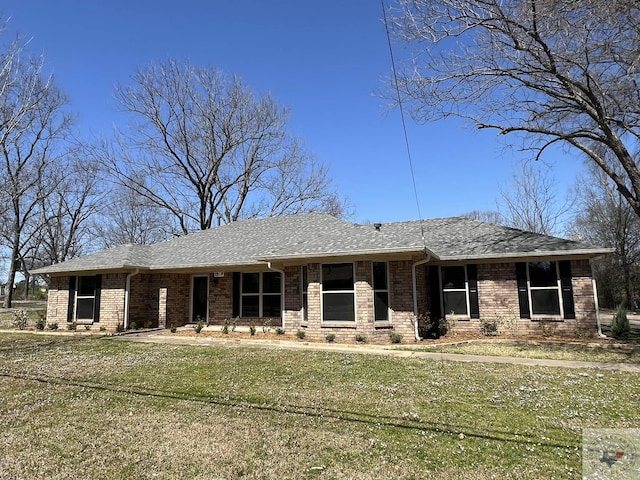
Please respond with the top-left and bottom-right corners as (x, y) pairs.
(0, 333), (639, 479)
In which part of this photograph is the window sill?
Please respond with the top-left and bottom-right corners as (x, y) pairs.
(321, 322), (357, 329)
(74, 320), (94, 325)
(374, 321), (394, 330)
(530, 317), (564, 323)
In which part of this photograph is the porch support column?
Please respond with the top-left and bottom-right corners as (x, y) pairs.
(158, 287), (168, 329)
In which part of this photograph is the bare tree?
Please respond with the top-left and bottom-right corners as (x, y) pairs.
(461, 209), (504, 225)
(498, 160), (573, 235)
(94, 59), (345, 234)
(391, 0), (640, 218)
(92, 186), (176, 248)
(29, 154), (102, 270)
(572, 165), (640, 308)
(0, 33), (72, 307)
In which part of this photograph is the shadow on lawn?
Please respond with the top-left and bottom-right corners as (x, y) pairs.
(0, 367), (574, 451)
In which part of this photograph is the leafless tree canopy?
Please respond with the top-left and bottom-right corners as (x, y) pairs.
(97, 59), (345, 234)
(0, 31), (73, 307)
(391, 0), (640, 216)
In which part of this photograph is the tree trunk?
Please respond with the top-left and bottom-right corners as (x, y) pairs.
(3, 246), (18, 309)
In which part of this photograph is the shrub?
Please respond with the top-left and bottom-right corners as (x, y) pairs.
(296, 329), (306, 340)
(389, 332), (402, 344)
(170, 326), (177, 333)
(355, 334), (367, 344)
(85, 325), (91, 331)
(47, 322), (59, 331)
(221, 320), (230, 334)
(275, 327), (285, 335)
(611, 305), (631, 340)
(325, 333), (336, 343)
(99, 326), (106, 332)
(481, 319), (498, 336)
(232, 317), (238, 332)
(35, 316), (46, 331)
(262, 319), (272, 333)
(67, 321), (77, 331)
(249, 324), (256, 336)
(194, 321), (204, 334)
(129, 321), (137, 330)
(12, 309), (28, 330)
(116, 323), (125, 333)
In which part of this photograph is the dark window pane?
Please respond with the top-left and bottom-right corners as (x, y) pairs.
(77, 276), (96, 296)
(531, 290), (561, 315)
(322, 263), (354, 291)
(302, 266), (308, 293)
(443, 291), (468, 315)
(242, 273), (260, 294)
(242, 295), (259, 317)
(77, 297), (95, 320)
(323, 293), (355, 321)
(442, 266), (465, 289)
(303, 293), (308, 321)
(373, 262), (388, 290)
(263, 272), (281, 294)
(262, 295), (281, 317)
(529, 262), (558, 287)
(374, 291), (389, 321)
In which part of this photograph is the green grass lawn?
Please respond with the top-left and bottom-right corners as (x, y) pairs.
(1, 333), (638, 479)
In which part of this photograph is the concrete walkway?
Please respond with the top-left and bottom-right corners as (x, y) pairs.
(113, 330), (640, 373)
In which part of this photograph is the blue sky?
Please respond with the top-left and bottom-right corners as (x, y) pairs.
(3, 0), (581, 224)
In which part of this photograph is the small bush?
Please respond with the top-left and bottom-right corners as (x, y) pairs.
(99, 326), (106, 332)
(262, 319), (272, 333)
(249, 324), (256, 336)
(12, 309), (28, 330)
(85, 325), (91, 331)
(611, 305), (631, 340)
(325, 333), (336, 343)
(194, 321), (204, 334)
(116, 323), (125, 333)
(481, 320), (498, 336)
(389, 332), (403, 344)
(35, 316), (46, 331)
(296, 330), (306, 340)
(232, 317), (238, 332)
(67, 321), (77, 331)
(170, 326), (177, 333)
(355, 334), (368, 344)
(129, 321), (137, 330)
(47, 322), (59, 331)
(221, 321), (230, 334)
(275, 327), (285, 335)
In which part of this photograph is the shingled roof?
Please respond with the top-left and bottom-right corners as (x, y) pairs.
(33, 212), (611, 274)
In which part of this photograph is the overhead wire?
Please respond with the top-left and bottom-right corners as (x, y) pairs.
(380, 0), (427, 249)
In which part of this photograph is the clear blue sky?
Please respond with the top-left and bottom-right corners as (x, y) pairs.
(3, 0), (581, 224)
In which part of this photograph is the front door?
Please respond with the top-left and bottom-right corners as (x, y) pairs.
(192, 276), (209, 323)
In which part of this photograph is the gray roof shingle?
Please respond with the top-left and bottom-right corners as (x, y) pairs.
(32, 213), (611, 274)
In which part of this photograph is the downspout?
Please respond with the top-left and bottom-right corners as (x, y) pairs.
(124, 268), (140, 330)
(590, 260), (607, 338)
(267, 262), (286, 331)
(412, 254), (432, 341)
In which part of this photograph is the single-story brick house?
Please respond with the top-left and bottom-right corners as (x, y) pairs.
(33, 213), (611, 340)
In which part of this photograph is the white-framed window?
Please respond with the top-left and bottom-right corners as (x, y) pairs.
(322, 263), (355, 322)
(373, 261), (389, 321)
(440, 265), (469, 317)
(527, 261), (562, 317)
(241, 272), (281, 318)
(75, 275), (98, 322)
(301, 265), (308, 322)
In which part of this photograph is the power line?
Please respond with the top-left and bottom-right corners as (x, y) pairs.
(380, 0), (427, 247)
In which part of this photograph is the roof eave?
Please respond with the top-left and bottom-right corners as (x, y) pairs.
(436, 247), (614, 262)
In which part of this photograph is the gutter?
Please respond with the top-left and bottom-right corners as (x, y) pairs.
(124, 268), (140, 330)
(412, 254), (432, 341)
(590, 260), (607, 338)
(267, 262), (286, 331)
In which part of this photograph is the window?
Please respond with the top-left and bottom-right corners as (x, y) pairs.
(302, 266), (308, 322)
(373, 262), (389, 321)
(516, 261), (575, 319)
(322, 263), (355, 322)
(241, 272), (281, 318)
(528, 261), (561, 316)
(72, 275), (101, 322)
(441, 266), (468, 316)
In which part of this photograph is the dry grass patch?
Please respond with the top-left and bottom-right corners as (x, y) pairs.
(0, 333), (639, 479)
(413, 340), (640, 364)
